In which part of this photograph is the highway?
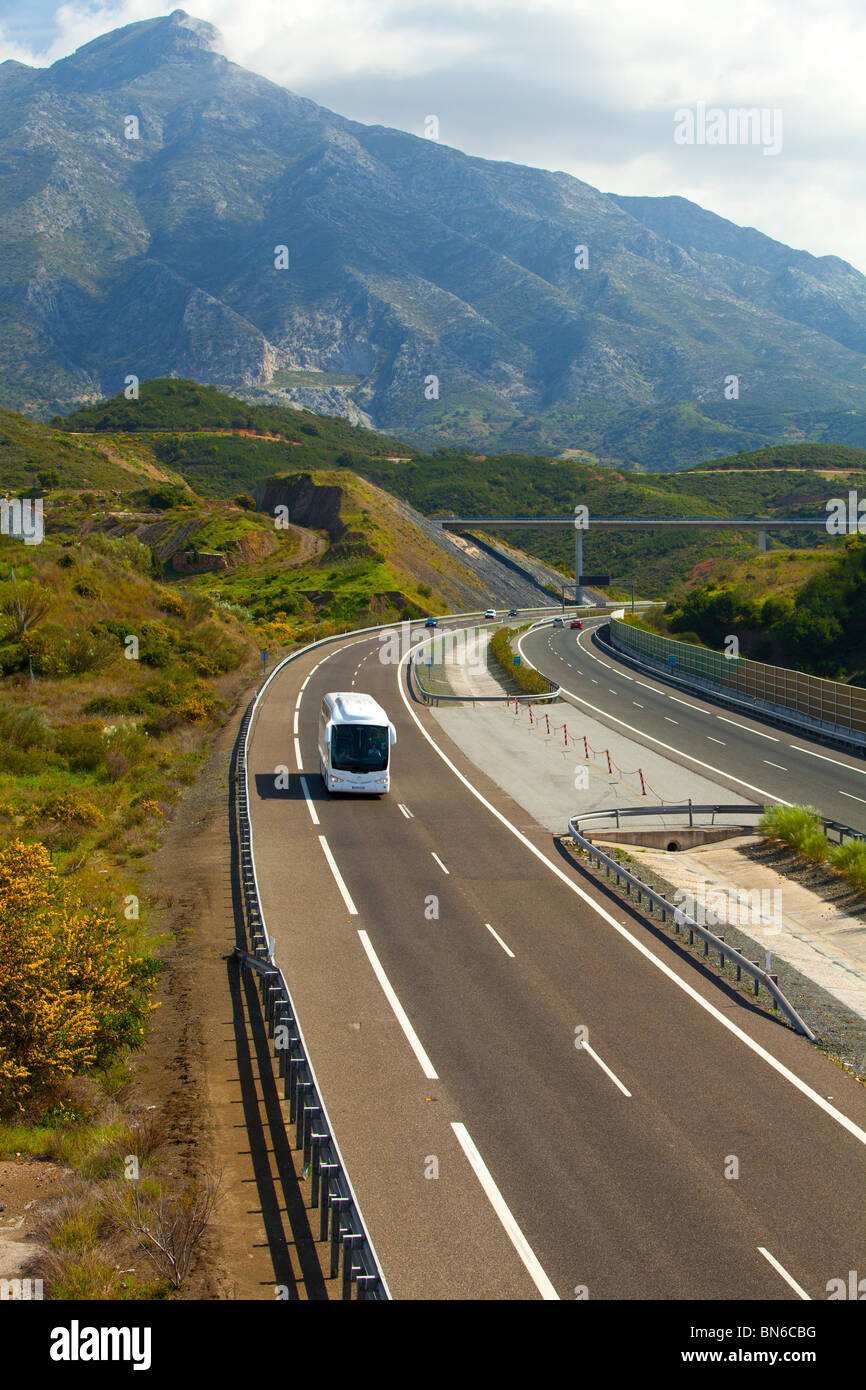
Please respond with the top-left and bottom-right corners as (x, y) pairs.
(246, 619), (866, 1300)
(520, 619), (866, 833)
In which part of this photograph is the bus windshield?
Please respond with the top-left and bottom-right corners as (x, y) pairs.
(331, 724), (389, 773)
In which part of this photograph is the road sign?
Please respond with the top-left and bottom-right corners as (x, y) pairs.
(579, 574), (610, 585)
(513, 655), (522, 666)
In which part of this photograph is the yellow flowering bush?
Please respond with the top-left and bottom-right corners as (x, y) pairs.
(0, 840), (159, 1112)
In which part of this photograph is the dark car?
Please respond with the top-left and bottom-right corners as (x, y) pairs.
(571, 619), (583, 630)
(424, 616), (439, 627)
(508, 608), (518, 617)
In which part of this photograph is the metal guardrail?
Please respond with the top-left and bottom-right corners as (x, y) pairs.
(576, 802), (766, 830)
(567, 810), (816, 1041)
(410, 626), (560, 706)
(235, 689), (390, 1298)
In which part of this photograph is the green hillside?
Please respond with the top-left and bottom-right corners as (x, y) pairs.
(51, 379), (866, 598)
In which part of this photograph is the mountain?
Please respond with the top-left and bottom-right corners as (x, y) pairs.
(5, 10), (866, 467)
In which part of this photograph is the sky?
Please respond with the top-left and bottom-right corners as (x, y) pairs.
(1, 0), (864, 274)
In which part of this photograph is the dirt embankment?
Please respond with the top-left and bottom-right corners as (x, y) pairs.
(253, 474), (346, 543)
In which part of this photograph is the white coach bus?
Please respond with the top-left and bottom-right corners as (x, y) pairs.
(318, 692), (397, 794)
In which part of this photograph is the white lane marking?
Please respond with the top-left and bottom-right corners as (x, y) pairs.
(300, 675), (310, 692)
(608, 688), (618, 695)
(716, 715), (778, 741)
(318, 835), (358, 915)
(758, 1247), (810, 1300)
(358, 930), (438, 1080)
(295, 690), (303, 709)
(632, 701), (644, 708)
(398, 802), (414, 818)
(591, 678), (598, 684)
(398, 644), (866, 1151)
(707, 736), (726, 745)
(664, 716), (679, 725)
(450, 1123), (559, 1300)
(764, 760), (788, 771)
(791, 744), (866, 774)
(581, 1041), (632, 1098)
(432, 852), (450, 875)
(294, 736), (303, 770)
(484, 922), (515, 958)
(293, 710), (299, 735)
(300, 775), (320, 826)
(839, 790), (866, 805)
(669, 695), (704, 712)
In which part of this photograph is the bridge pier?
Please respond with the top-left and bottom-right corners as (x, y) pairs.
(575, 527), (583, 605)
(759, 530), (768, 552)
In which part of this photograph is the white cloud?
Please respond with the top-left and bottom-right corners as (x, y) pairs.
(3, 0), (865, 271)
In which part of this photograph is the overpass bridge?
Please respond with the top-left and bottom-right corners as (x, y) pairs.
(439, 515), (830, 602)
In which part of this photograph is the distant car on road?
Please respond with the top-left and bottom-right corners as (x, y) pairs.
(552, 616), (564, 628)
(571, 619), (583, 630)
(485, 609), (497, 619)
(508, 608), (518, 617)
(424, 616), (438, 627)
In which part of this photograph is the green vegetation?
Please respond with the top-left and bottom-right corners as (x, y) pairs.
(760, 804), (866, 894)
(489, 626), (552, 696)
(653, 537), (866, 681)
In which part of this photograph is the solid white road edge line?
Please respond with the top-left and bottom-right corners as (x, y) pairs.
(757, 1247), (810, 1300)
(432, 852), (450, 875)
(358, 930), (438, 1080)
(450, 1122), (559, 1300)
(397, 640), (866, 1152)
(318, 835), (358, 915)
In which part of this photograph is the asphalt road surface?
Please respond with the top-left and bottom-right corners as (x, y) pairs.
(521, 619), (866, 834)
(246, 619), (866, 1300)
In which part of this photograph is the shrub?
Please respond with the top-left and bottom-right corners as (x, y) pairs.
(489, 626), (552, 696)
(102, 725), (148, 780)
(40, 792), (103, 827)
(758, 803), (828, 862)
(72, 574), (102, 600)
(0, 840), (158, 1111)
(138, 622), (176, 668)
(156, 589), (187, 618)
(56, 723), (106, 773)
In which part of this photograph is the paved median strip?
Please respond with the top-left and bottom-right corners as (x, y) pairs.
(357, 930), (438, 1080)
(450, 1122), (559, 1300)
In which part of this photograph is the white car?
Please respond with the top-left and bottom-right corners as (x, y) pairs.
(485, 608), (496, 619)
